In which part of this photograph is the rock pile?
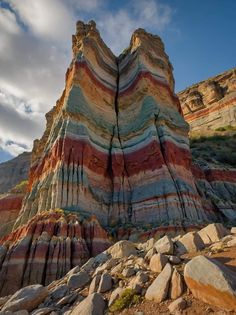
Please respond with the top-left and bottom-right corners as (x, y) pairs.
(0, 223), (235, 314)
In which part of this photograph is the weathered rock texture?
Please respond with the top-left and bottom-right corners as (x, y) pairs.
(0, 211), (110, 296)
(1, 21), (236, 296)
(0, 181), (28, 238)
(178, 68), (236, 133)
(14, 21), (221, 231)
(0, 152), (31, 193)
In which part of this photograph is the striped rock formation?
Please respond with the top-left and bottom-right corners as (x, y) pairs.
(0, 210), (110, 295)
(0, 181), (28, 238)
(1, 21), (236, 295)
(178, 68), (236, 133)
(13, 21), (221, 231)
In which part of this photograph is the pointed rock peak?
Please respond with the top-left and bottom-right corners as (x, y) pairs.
(130, 28), (164, 52)
(72, 20), (115, 61)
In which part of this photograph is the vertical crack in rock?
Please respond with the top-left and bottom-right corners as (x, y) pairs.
(154, 113), (186, 219)
(107, 125), (115, 222)
(115, 58), (133, 223)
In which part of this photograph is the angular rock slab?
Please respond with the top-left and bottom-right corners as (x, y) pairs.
(70, 293), (105, 315)
(2, 284), (48, 312)
(154, 235), (174, 255)
(107, 240), (137, 258)
(184, 255), (236, 311)
(198, 223), (229, 245)
(145, 263), (173, 302)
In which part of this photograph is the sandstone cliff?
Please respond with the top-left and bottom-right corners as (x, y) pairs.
(0, 151), (31, 193)
(14, 21), (221, 232)
(178, 68), (236, 133)
(0, 21), (236, 296)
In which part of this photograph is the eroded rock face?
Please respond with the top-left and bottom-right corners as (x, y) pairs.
(13, 21), (220, 231)
(178, 67), (236, 132)
(0, 152), (31, 194)
(0, 211), (110, 296)
(1, 20), (235, 297)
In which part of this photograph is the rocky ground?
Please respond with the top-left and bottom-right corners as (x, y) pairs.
(0, 223), (236, 315)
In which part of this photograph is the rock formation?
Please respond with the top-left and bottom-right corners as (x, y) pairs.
(14, 21), (220, 231)
(178, 68), (236, 133)
(0, 180), (28, 238)
(0, 151), (31, 193)
(0, 21), (236, 297)
(0, 222), (236, 314)
(0, 210), (110, 295)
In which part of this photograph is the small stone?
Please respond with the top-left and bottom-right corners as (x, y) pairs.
(108, 287), (124, 306)
(135, 271), (149, 284)
(149, 253), (168, 273)
(168, 255), (181, 264)
(154, 235), (174, 255)
(67, 271), (90, 289)
(168, 297), (187, 314)
(122, 267), (136, 277)
(97, 273), (113, 293)
(31, 308), (54, 315)
(81, 258), (95, 272)
(144, 248), (156, 261)
(14, 311), (29, 315)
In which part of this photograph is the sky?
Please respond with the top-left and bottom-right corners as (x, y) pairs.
(0, 0), (236, 162)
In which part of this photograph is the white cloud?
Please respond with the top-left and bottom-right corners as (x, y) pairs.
(0, 0), (173, 159)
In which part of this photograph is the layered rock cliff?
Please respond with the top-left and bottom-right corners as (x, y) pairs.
(178, 68), (236, 133)
(14, 21), (220, 231)
(0, 21), (236, 296)
(0, 151), (31, 193)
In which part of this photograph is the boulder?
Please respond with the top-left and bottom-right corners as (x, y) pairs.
(97, 273), (113, 293)
(145, 263), (173, 302)
(89, 274), (101, 294)
(1, 285), (48, 312)
(231, 227), (236, 234)
(184, 255), (236, 310)
(107, 241), (137, 258)
(168, 297), (187, 314)
(50, 285), (69, 300)
(70, 293), (105, 315)
(149, 253), (168, 273)
(154, 235), (174, 255)
(67, 271), (90, 289)
(170, 269), (184, 299)
(175, 232), (205, 254)
(198, 223), (229, 245)
(56, 293), (81, 306)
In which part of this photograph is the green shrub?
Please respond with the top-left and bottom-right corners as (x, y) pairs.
(109, 288), (141, 313)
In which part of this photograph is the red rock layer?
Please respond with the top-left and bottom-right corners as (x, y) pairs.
(178, 67), (236, 133)
(0, 211), (110, 296)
